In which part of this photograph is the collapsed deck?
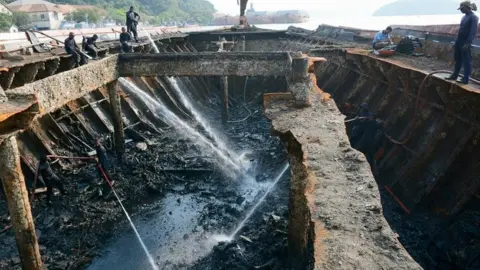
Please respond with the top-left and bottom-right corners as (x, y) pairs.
(1, 24), (480, 269)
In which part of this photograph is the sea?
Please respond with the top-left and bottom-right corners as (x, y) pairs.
(249, 14), (465, 31)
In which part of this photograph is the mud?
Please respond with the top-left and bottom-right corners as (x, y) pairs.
(0, 78), (290, 270)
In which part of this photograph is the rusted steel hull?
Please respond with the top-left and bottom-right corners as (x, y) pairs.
(313, 47), (480, 216)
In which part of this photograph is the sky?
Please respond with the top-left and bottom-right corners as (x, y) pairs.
(207, 0), (399, 16)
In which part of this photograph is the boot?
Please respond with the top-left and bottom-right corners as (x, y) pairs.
(445, 75), (457, 80)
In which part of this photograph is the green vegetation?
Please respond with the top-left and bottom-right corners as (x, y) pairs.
(71, 9), (101, 23)
(0, 12), (12, 31)
(373, 0), (460, 16)
(48, 0), (216, 24)
(12, 11), (32, 30)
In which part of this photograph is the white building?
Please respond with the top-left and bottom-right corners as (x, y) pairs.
(7, 0), (64, 30)
(0, 3), (13, 16)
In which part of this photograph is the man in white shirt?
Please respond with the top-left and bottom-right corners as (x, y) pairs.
(372, 26), (393, 50)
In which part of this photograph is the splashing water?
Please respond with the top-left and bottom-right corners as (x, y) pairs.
(119, 78), (242, 177)
(212, 163), (290, 242)
(138, 26), (160, 53)
(229, 163), (290, 238)
(108, 182), (158, 270)
(168, 77), (236, 159)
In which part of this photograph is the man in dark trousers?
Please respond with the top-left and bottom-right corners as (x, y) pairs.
(37, 155), (66, 205)
(119, 27), (133, 53)
(126, 6), (140, 42)
(95, 139), (114, 198)
(64, 32), (87, 67)
(83, 34), (100, 59)
(446, 1), (479, 84)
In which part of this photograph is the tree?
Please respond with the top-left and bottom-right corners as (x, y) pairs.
(72, 9), (102, 23)
(106, 7), (125, 24)
(12, 12), (32, 30)
(0, 13), (12, 31)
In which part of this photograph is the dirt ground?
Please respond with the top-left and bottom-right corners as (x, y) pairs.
(265, 88), (422, 269)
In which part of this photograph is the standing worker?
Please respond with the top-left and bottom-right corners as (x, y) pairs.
(446, 1), (478, 84)
(95, 139), (115, 198)
(37, 155), (67, 205)
(95, 139), (112, 183)
(83, 34), (100, 59)
(372, 26), (393, 50)
(126, 6), (140, 42)
(119, 27), (133, 53)
(64, 32), (87, 67)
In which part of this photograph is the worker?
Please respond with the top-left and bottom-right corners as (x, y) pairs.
(238, 0), (249, 27)
(126, 6), (140, 42)
(64, 32), (87, 67)
(119, 27), (133, 53)
(95, 139), (115, 198)
(346, 103), (374, 146)
(83, 34), (100, 59)
(445, 1), (479, 84)
(372, 26), (393, 50)
(95, 139), (112, 183)
(37, 155), (66, 205)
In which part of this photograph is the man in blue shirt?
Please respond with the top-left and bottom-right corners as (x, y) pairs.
(372, 26), (393, 50)
(446, 1), (479, 84)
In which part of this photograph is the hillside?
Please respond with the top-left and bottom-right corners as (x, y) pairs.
(3, 0), (216, 24)
(373, 0), (460, 16)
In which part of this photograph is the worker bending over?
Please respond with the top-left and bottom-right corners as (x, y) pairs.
(446, 1), (478, 84)
(83, 34), (100, 59)
(94, 139), (115, 198)
(126, 6), (140, 42)
(64, 32), (87, 67)
(120, 27), (133, 53)
(37, 155), (66, 205)
(372, 26), (393, 50)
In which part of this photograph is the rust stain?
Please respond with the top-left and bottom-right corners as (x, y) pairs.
(0, 111), (17, 122)
(313, 222), (329, 265)
(303, 54), (327, 73)
(310, 74), (331, 102)
(262, 92), (295, 118)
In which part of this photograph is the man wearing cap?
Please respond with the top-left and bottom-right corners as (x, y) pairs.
(372, 26), (393, 50)
(446, 1), (479, 84)
(64, 32), (87, 67)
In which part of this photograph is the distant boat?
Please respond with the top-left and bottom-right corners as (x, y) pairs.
(211, 3), (309, 25)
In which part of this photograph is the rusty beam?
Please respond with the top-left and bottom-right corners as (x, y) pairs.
(0, 136), (43, 269)
(0, 67), (19, 90)
(107, 80), (125, 157)
(7, 56), (118, 117)
(0, 94), (39, 143)
(392, 109), (450, 189)
(118, 52), (291, 77)
(424, 127), (475, 196)
(65, 102), (97, 139)
(221, 76), (229, 122)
